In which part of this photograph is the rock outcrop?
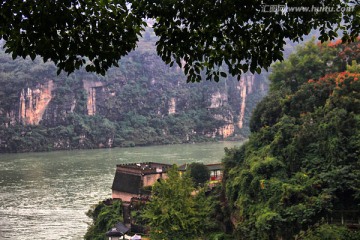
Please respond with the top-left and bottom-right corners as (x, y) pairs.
(83, 80), (104, 116)
(19, 80), (54, 125)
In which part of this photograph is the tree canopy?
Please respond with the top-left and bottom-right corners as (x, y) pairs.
(223, 39), (360, 239)
(85, 199), (123, 240)
(1, 0), (359, 81)
(141, 165), (214, 239)
(188, 162), (211, 187)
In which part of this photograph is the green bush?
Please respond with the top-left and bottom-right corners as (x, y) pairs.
(298, 224), (360, 240)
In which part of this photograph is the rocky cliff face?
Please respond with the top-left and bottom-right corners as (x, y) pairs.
(19, 80), (54, 125)
(0, 49), (268, 152)
(237, 74), (267, 129)
(83, 80), (104, 116)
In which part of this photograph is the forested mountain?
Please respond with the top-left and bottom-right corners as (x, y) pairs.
(0, 30), (268, 153)
(223, 39), (360, 239)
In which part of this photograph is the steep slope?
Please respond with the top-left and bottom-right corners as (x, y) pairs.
(0, 37), (268, 153)
(223, 39), (360, 239)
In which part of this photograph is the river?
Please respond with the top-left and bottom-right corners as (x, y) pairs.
(0, 141), (243, 239)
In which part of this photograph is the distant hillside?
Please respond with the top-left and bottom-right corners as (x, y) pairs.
(0, 29), (268, 153)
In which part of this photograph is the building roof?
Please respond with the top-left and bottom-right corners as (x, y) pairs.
(178, 163), (188, 171)
(105, 222), (129, 237)
(178, 163), (223, 172)
(115, 222), (129, 234)
(116, 162), (172, 175)
(206, 163), (224, 171)
(112, 162), (172, 194)
(112, 171), (142, 194)
(106, 228), (123, 237)
(111, 162), (223, 196)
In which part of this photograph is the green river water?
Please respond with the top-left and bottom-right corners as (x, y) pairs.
(0, 141), (244, 239)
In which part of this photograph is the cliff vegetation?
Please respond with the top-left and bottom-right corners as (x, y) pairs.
(223, 39), (360, 239)
(0, 30), (268, 153)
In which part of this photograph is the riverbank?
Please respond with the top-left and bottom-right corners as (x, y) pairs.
(0, 132), (247, 154)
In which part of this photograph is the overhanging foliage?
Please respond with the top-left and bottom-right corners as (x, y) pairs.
(1, 0), (359, 81)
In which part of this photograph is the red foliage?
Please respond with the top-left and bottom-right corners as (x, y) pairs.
(336, 72), (359, 82)
(327, 39), (343, 47)
(307, 72), (360, 91)
(326, 36), (360, 47)
(317, 38), (360, 68)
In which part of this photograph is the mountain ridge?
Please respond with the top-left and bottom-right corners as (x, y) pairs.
(0, 36), (268, 153)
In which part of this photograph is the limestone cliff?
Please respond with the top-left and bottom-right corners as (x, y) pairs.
(206, 73), (268, 138)
(218, 124), (235, 138)
(237, 74), (267, 129)
(19, 80), (54, 125)
(209, 91), (227, 109)
(168, 98), (176, 115)
(83, 80), (104, 116)
(0, 49), (268, 152)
